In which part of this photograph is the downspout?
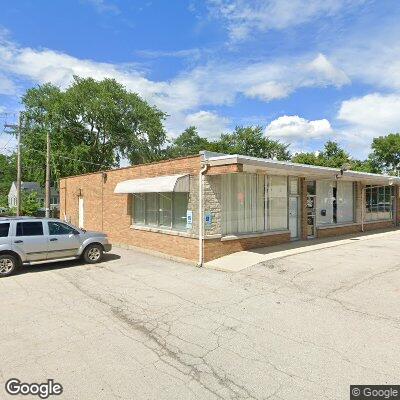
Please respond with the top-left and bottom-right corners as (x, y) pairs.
(198, 163), (208, 267)
(361, 186), (365, 232)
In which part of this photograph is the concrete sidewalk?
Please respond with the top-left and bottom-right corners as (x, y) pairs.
(204, 227), (400, 272)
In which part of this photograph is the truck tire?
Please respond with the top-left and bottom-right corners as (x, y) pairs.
(0, 254), (18, 277)
(82, 244), (104, 264)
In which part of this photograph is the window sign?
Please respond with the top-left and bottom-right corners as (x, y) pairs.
(186, 210), (193, 228)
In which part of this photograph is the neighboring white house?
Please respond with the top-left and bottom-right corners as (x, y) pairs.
(8, 181), (59, 211)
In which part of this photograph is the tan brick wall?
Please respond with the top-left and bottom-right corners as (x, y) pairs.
(203, 175), (222, 236)
(60, 156), (202, 261)
(316, 224), (360, 238)
(206, 164), (243, 175)
(204, 232), (290, 262)
(363, 220), (395, 231)
(355, 182), (363, 223)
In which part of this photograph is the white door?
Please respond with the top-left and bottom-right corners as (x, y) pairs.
(78, 197), (84, 228)
(289, 196), (299, 239)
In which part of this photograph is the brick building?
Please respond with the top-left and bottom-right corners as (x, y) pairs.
(60, 152), (400, 265)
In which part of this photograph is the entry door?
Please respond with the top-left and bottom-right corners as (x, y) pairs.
(289, 196), (299, 239)
(78, 197), (84, 228)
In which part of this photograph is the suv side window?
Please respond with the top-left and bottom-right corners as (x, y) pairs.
(0, 223), (10, 237)
(48, 222), (79, 235)
(16, 222), (44, 236)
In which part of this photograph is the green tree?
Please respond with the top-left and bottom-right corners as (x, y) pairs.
(214, 126), (291, 160)
(0, 153), (17, 208)
(164, 126), (212, 158)
(21, 76), (167, 184)
(292, 141), (356, 169)
(21, 192), (40, 216)
(369, 133), (400, 174)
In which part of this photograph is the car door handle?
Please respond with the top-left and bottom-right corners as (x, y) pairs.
(14, 240), (23, 243)
(49, 238), (58, 242)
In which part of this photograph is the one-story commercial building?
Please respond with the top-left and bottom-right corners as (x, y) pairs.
(60, 152), (400, 265)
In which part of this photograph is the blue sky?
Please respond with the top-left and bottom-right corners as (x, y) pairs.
(1, 0), (400, 159)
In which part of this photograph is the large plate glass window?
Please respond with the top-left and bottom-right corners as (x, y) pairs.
(132, 192), (188, 231)
(315, 180), (355, 226)
(221, 173), (264, 235)
(365, 185), (393, 221)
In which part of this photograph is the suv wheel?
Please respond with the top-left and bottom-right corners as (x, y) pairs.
(0, 255), (18, 277)
(83, 244), (103, 264)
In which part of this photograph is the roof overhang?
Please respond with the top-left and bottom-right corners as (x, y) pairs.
(204, 154), (400, 185)
(114, 174), (190, 194)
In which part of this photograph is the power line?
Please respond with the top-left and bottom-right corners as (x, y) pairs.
(1, 143), (109, 168)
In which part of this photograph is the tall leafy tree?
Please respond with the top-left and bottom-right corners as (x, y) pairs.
(291, 140), (375, 172)
(214, 126), (291, 160)
(21, 76), (167, 184)
(164, 126), (213, 158)
(369, 133), (400, 174)
(0, 153), (17, 207)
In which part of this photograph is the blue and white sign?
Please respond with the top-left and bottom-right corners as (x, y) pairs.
(204, 212), (212, 226)
(186, 210), (193, 228)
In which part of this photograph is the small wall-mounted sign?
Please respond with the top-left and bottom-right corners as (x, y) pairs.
(186, 210), (193, 228)
(204, 212), (212, 226)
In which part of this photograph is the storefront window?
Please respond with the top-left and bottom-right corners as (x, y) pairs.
(221, 173), (264, 235)
(365, 185), (393, 221)
(173, 193), (189, 230)
(132, 193), (188, 231)
(316, 180), (355, 226)
(221, 173), (288, 235)
(133, 194), (145, 225)
(159, 193), (172, 228)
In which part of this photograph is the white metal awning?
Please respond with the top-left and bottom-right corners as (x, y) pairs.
(114, 174), (190, 194)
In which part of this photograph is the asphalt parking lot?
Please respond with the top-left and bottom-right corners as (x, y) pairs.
(1, 230), (400, 400)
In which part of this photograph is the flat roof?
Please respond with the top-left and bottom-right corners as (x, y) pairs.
(203, 152), (400, 185)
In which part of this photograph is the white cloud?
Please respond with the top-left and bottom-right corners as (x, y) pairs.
(184, 110), (229, 138)
(207, 0), (365, 41)
(338, 93), (400, 142)
(0, 38), (349, 117)
(0, 73), (16, 95)
(244, 81), (291, 101)
(265, 115), (333, 140)
(305, 53), (350, 87)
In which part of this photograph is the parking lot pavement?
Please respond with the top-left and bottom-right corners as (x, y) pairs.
(1, 233), (400, 400)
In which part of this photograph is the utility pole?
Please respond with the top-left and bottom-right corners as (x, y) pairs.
(4, 112), (23, 216)
(45, 129), (51, 218)
(16, 115), (22, 216)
